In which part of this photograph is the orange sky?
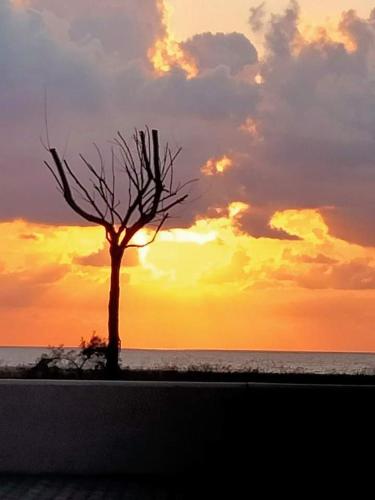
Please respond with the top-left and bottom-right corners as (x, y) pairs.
(2, 204), (375, 351)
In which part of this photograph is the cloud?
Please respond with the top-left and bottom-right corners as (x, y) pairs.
(122, 64), (259, 121)
(285, 259), (375, 290)
(234, 3), (375, 245)
(2, 0), (375, 250)
(201, 249), (250, 285)
(75, 245), (139, 267)
(282, 250), (337, 266)
(26, 0), (165, 64)
(249, 2), (266, 33)
(182, 32), (258, 75)
(0, 1), (104, 118)
(0, 0), (260, 228)
(239, 208), (301, 240)
(0, 264), (69, 308)
(19, 233), (40, 241)
(265, 0), (300, 58)
(270, 210), (329, 242)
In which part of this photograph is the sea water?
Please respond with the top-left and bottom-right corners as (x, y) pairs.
(1, 347), (375, 375)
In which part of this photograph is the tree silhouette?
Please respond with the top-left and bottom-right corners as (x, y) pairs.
(45, 128), (191, 374)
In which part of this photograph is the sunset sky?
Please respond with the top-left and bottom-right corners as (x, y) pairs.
(2, 0), (375, 351)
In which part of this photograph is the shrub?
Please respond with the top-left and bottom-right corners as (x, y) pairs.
(32, 333), (108, 376)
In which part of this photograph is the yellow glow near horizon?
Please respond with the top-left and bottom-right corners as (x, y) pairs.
(2, 206), (375, 350)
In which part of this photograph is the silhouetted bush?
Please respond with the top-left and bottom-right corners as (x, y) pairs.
(31, 334), (108, 377)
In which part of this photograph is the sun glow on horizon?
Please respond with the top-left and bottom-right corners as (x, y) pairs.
(3, 203), (375, 350)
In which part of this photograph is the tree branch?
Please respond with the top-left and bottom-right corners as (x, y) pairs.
(46, 129), (193, 252)
(126, 214), (168, 249)
(48, 148), (112, 230)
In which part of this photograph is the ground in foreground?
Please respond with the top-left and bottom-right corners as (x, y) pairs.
(0, 475), (200, 500)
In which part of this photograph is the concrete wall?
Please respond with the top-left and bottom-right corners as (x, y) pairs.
(0, 380), (374, 476)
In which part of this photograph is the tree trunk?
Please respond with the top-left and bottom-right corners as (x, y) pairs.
(107, 247), (122, 376)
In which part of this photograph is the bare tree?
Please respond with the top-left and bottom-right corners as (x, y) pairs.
(45, 128), (191, 374)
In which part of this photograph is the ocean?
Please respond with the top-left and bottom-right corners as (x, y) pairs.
(1, 347), (375, 375)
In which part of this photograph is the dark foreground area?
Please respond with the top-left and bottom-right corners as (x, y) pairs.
(0, 475), (176, 500)
(0, 474), (250, 499)
(0, 379), (373, 496)
(3, 366), (375, 385)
